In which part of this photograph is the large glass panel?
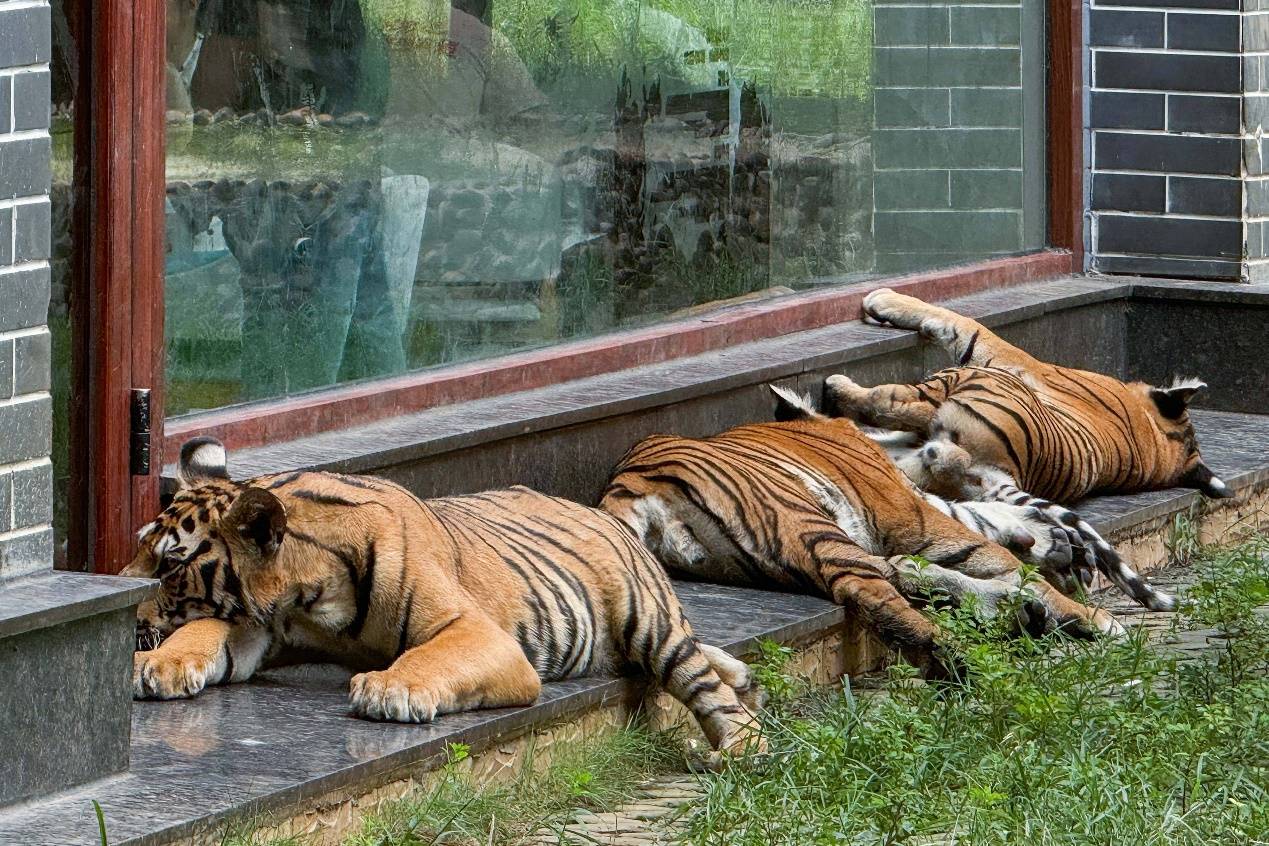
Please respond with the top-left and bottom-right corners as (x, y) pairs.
(164, 0), (1045, 416)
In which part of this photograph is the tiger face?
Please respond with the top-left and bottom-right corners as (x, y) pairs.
(121, 438), (287, 650)
(1137, 378), (1229, 497)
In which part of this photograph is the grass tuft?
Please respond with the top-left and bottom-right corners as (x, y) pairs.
(682, 534), (1269, 846)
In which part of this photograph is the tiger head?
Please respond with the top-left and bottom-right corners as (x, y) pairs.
(1135, 378), (1230, 499)
(122, 437), (288, 650)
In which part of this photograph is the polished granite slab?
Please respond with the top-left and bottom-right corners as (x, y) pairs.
(0, 572), (155, 807)
(0, 582), (843, 846)
(3, 409), (1266, 845)
(1077, 409), (1269, 532)
(0, 571), (155, 639)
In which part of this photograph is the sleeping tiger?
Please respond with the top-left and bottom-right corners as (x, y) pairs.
(123, 437), (764, 762)
(599, 393), (1123, 681)
(824, 287), (1231, 610)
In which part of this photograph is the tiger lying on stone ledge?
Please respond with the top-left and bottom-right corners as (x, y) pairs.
(123, 438), (764, 764)
(601, 391), (1125, 682)
(826, 287), (1232, 611)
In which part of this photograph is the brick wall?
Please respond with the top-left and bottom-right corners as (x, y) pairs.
(872, 0), (1046, 274)
(1088, 0), (1259, 280)
(0, 0), (53, 581)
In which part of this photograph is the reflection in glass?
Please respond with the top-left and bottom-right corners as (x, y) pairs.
(50, 0), (77, 567)
(163, 0), (1044, 416)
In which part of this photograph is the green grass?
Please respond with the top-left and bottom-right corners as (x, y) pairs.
(494, 0), (873, 101)
(223, 727), (684, 846)
(683, 534), (1269, 846)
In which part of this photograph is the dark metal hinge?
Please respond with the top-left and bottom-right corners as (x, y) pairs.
(130, 388), (152, 476)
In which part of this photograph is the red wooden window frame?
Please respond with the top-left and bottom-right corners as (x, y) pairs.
(87, 0), (1084, 569)
(70, 0), (166, 572)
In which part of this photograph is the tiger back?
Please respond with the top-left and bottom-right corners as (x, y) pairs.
(826, 287), (1230, 503)
(600, 413), (1122, 679)
(123, 437), (763, 761)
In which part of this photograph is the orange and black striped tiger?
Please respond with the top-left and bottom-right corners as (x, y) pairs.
(824, 288), (1231, 610)
(123, 437), (763, 762)
(600, 396), (1123, 681)
(828, 288), (1229, 503)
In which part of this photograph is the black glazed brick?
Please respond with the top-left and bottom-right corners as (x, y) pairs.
(1095, 52), (1239, 93)
(1090, 91), (1165, 130)
(1168, 94), (1240, 134)
(1098, 214), (1241, 258)
(1090, 9), (1163, 47)
(1167, 176), (1240, 215)
(1166, 12), (1239, 52)
(1091, 173), (1166, 212)
(1093, 254), (1242, 280)
(1095, 131), (1239, 175)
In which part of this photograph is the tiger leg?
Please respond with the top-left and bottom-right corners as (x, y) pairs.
(134, 618), (272, 700)
(966, 468), (1178, 612)
(698, 642), (766, 713)
(621, 605), (765, 761)
(802, 533), (954, 678)
(887, 555), (1048, 639)
(349, 612), (541, 723)
(861, 287), (1041, 371)
(823, 373), (947, 432)
(906, 537), (1123, 639)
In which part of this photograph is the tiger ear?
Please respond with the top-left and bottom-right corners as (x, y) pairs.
(770, 384), (825, 422)
(1149, 379), (1205, 420)
(178, 436), (231, 489)
(222, 487), (287, 559)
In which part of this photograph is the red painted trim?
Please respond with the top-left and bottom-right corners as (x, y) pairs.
(85, 0), (137, 573)
(1048, 0), (1084, 268)
(129, 0), (167, 550)
(84, 0), (165, 574)
(165, 250), (1071, 454)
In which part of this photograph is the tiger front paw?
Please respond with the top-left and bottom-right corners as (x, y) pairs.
(861, 288), (903, 325)
(349, 670), (446, 723)
(133, 649), (217, 700)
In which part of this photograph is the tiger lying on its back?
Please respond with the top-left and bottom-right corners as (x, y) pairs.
(825, 288), (1231, 610)
(600, 397), (1124, 681)
(123, 438), (763, 762)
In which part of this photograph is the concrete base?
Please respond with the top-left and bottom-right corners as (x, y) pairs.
(0, 572), (153, 807)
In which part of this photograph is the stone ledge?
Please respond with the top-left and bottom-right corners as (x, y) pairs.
(200, 275), (1130, 481)
(6, 406), (1268, 843)
(0, 570), (154, 640)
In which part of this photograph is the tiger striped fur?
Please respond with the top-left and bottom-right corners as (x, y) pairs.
(123, 438), (764, 761)
(824, 288), (1231, 611)
(829, 287), (1229, 503)
(599, 397), (1123, 681)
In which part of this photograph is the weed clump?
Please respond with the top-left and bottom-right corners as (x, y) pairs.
(685, 534), (1269, 846)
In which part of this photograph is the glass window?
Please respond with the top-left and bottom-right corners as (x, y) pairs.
(163, 0), (1045, 417)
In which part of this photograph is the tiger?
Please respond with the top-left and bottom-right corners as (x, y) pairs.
(599, 391), (1124, 681)
(823, 287), (1232, 611)
(122, 437), (765, 764)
